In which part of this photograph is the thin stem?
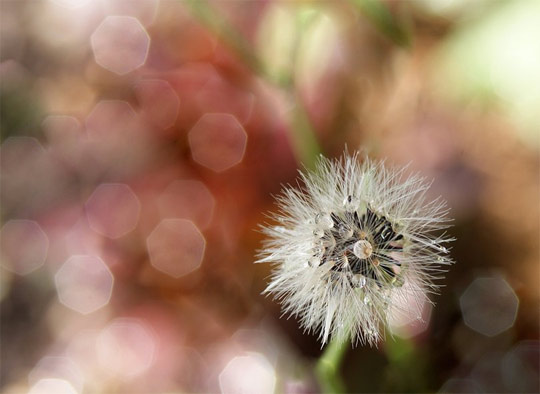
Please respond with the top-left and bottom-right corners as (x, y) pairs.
(289, 90), (322, 170)
(315, 337), (348, 394)
(184, 0), (322, 167)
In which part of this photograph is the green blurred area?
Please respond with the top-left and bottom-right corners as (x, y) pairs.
(433, 0), (540, 146)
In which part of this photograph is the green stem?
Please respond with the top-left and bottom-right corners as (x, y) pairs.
(184, 0), (323, 166)
(315, 337), (348, 394)
(349, 0), (411, 47)
(289, 91), (322, 170)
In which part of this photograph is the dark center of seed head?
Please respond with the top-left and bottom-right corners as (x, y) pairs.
(314, 207), (404, 285)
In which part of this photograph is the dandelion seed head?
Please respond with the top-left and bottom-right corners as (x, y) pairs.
(257, 152), (454, 346)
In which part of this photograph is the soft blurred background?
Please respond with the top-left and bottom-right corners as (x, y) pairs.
(1, 0), (539, 393)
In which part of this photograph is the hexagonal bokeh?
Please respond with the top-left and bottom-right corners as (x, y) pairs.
(42, 115), (86, 167)
(134, 79), (180, 129)
(66, 329), (101, 375)
(0, 136), (44, 174)
(470, 351), (506, 392)
(83, 99), (151, 175)
(28, 356), (84, 394)
(91, 16), (150, 75)
(146, 219), (206, 278)
(97, 318), (156, 379)
(0, 220), (49, 275)
(55, 255), (114, 315)
(85, 183), (141, 239)
(49, 218), (107, 272)
(219, 353), (276, 394)
(157, 180), (215, 229)
(42, 115), (81, 144)
(502, 340), (540, 393)
(28, 378), (78, 394)
(188, 113), (247, 172)
(460, 277), (519, 337)
(85, 100), (137, 138)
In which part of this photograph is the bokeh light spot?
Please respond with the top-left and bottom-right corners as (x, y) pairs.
(91, 16), (150, 75)
(83, 99), (152, 176)
(219, 353), (276, 394)
(0, 136), (44, 173)
(460, 277), (519, 337)
(470, 351), (506, 392)
(147, 219), (205, 278)
(65, 329), (101, 377)
(134, 79), (180, 129)
(188, 113), (247, 172)
(157, 180), (215, 229)
(42, 115), (87, 168)
(28, 378), (78, 394)
(85, 183), (141, 239)
(85, 100), (137, 137)
(97, 318), (156, 379)
(0, 220), (49, 275)
(42, 115), (81, 143)
(55, 255), (114, 314)
(28, 356), (84, 394)
(501, 340), (540, 393)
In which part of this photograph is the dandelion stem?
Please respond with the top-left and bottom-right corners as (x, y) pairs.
(315, 337), (348, 394)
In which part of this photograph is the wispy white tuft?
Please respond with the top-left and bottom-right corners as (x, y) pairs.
(256, 152), (454, 346)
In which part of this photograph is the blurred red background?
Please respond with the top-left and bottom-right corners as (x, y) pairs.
(1, 0), (538, 393)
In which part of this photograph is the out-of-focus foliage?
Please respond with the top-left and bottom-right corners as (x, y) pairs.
(433, 0), (540, 146)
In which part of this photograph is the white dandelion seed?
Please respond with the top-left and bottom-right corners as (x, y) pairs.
(256, 152), (454, 346)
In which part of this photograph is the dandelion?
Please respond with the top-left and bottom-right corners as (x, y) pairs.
(257, 152), (454, 346)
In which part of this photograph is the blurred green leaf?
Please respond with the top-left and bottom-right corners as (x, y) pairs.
(290, 95), (323, 170)
(350, 0), (411, 47)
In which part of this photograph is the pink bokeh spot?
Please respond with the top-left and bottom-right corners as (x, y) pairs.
(97, 318), (156, 379)
(85, 183), (141, 239)
(91, 16), (150, 75)
(134, 79), (180, 129)
(55, 255), (114, 315)
(147, 219), (206, 278)
(188, 113), (247, 172)
(0, 220), (49, 275)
